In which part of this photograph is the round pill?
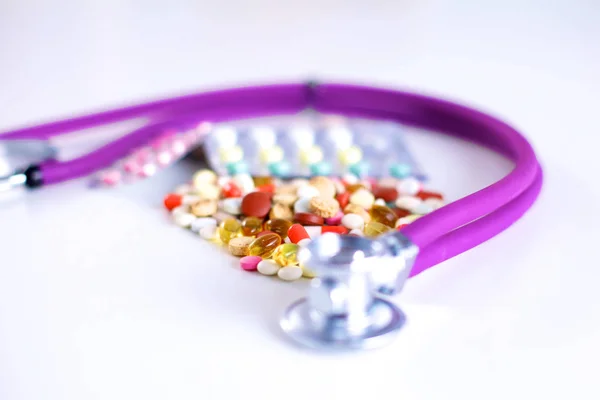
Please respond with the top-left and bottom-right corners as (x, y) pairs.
(192, 169), (217, 188)
(343, 204), (371, 223)
(174, 212), (196, 228)
(164, 193), (182, 210)
(389, 163), (412, 179)
(297, 185), (321, 199)
(372, 186), (399, 202)
(272, 193), (297, 206)
(229, 236), (255, 257)
(196, 184), (221, 200)
(324, 210), (344, 225)
(219, 145), (244, 163)
(397, 177), (422, 196)
(233, 173), (255, 194)
(310, 161), (332, 176)
(212, 125), (238, 148)
(226, 162), (249, 176)
(300, 145), (324, 165)
(288, 126), (315, 149)
(249, 126), (277, 148)
(190, 217), (218, 233)
(293, 197), (312, 214)
(269, 203), (294, 220)
(395, 195), (423, 211)
(339, 146), (362, 165)
(241, 192), (272, 218)
(200, 225), (218, 240)
(222, 197), (243, 215)
(309, 196), (340, 218)
(259, 146), (284, 163)
(240, 255), (262, 271)
(277, 266), (303, 281)
(309, 176), (336, 198)
(342, 213), (365, 230)
(257, 259), (280, 275)
(349, 188), (375, 210)
(294, 212), (324, 226)
(288, 224), (310, 244)
(191, 199), (218, 217)
(268, 161), (291, 177)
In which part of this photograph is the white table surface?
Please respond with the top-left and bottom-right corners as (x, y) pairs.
(1, 1), (599, 399)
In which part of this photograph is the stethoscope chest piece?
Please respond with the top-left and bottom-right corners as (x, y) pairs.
(280, 232), (416, 350)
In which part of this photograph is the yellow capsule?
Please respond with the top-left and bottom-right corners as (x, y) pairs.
(264, 219), (293, 239)
(248, 233), (282, 258)
(364, 221), (392, 237)
(369, 204), (398, 228)
(241, 216), (264, 236)
(272, 243), (300, 266)
(219, 218), (241, 244)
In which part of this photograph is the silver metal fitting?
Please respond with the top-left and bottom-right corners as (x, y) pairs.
(280, 231), (418, 350)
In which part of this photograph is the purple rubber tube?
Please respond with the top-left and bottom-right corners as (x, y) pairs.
(0, 81), (542, 273)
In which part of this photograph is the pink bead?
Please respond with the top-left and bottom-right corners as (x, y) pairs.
(133, 147), (152, 162)
(99, 169), (121, 185)
(156, 151), (173, 166)
(324, 210), (344, 225)
(240, 256), (262, 271)
(123, 159), (142, 174)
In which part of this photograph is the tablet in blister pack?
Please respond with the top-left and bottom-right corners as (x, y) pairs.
(202, 115), (426, 180)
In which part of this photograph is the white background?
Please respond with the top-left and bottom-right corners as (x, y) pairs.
(1, 1), (599, 399)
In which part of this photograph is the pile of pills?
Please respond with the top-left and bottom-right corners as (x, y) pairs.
(164, 169), (444, 281)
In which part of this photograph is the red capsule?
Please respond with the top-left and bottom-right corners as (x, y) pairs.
(321, 225), (349, 235)
(417, 190), (443, 201)
(288, 224), (310, 244)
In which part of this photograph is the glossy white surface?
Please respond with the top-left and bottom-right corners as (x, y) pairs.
(1, 1), (599, 399)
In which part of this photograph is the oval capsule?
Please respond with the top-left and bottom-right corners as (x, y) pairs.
(248, 233), (282, 258)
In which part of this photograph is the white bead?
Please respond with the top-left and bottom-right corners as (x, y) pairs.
(174, 183), (193, 195)
(293, 197), (312, 214)
(249, 126), (277, 148)
(200, 225), (218, 240)
(222, 198), (242, 215)
(232, 173), (255, 194)
(297, 185), (320, 199)
(342, 213), (365, 230)
(397, 177), (421, 196)
(349, 228), (364, 237)
(304, 226), (322, 239)
(174, 212), (196, 228)
(212, 125), (238, 148)
(298, 238), (312, 247)
(171, 205), (190, 217)
(257, 259), (280, 276)
(277, 266), (303, 281)
(288, 126), (315, 149)
(374, 198), (386, 206)
(424, 198), (445, 210)
(395, 195), (422, 211)
(182, 194), (201, 205)
(190, 217), (218, 233)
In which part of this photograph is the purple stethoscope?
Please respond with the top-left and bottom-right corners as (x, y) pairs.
(0, 82), (542, 350)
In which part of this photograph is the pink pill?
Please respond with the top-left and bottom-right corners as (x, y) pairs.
(240, 256), (262, 271)
(324, 210), (344, 225)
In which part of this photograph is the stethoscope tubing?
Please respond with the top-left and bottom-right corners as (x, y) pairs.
(0, 81), (542, 276)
